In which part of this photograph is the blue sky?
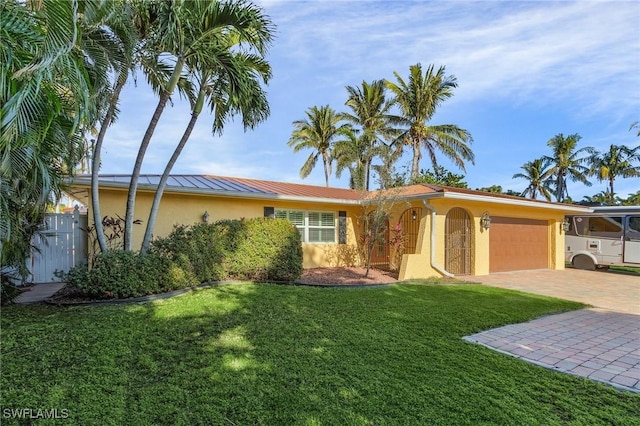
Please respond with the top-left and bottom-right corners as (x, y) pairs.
(101, 0), (640, 201)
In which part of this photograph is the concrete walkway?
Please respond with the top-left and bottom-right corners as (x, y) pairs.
(14, 283), (65, 304)
(464, 308), (640, 393)
(465, 268), (640, 393)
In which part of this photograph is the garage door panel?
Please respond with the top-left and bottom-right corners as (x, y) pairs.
(490, 217), (548, 272)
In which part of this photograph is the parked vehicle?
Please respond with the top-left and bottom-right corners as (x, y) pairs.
(565, 206), (640, 270)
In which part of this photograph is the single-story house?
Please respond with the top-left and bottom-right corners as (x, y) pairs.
(69, 174), (591, 280)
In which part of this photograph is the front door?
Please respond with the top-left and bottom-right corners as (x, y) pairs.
(624, 215), (640, 264)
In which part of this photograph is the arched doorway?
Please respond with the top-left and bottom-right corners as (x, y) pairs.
(399, 207), (422, 255)
(445, 207), (473, 275)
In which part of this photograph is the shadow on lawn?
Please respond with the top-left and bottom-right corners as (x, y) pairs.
(1, 283), (637, 425)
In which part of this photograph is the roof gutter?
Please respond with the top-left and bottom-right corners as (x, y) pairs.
(422, 199), (454, 278)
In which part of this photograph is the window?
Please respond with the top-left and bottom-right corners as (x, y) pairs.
(275, 210), (336, 243)
(573, 216), (623, 238)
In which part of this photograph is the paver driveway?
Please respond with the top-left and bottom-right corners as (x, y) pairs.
(468, 268), (639, 315)
(463, 268), (640, 393)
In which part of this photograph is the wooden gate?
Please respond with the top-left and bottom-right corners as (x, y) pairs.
(445, 207), (473, 275)
(29, 207), (88, 283)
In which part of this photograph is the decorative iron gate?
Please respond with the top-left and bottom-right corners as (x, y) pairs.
(369, 219), (390, 269)
(29, 207), (88, 283)
(445, 207), (473, 275)
(399, 207), (422, 255)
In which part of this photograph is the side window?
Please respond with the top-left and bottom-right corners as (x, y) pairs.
(575, 216), (623, 238)
(628, 216), (640, 235)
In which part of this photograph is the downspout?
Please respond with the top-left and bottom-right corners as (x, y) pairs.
(422, 199), (455, 278)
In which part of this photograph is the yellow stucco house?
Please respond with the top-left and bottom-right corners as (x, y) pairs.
(69, 174), (590, 280)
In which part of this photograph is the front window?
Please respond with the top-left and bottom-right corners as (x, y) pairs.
(275, 210), (336, 243)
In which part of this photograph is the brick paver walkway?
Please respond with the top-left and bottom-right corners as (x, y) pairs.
(464, 308), (640, 393)
(465, 269), (640, 392)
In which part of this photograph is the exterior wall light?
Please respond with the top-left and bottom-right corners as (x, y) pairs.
(562, 217), (570, 233)
(480, 211), (491, 230)
(412, 210), (417, 220)
(202, 211), (210, 223)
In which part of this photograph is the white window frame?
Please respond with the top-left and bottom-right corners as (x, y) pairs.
(275, 209), (336, 244)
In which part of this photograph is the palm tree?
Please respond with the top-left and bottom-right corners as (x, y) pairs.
(341, 80), (398, 190)
(385, 63), (474, 181)
(512, 157), (554, 201)
(140, 48), (272, 253)
(545, 133), (593, 203)
(88, 0), (139, 253)
(588, 144), (640, 205)
(332, 127), (367, 190)
(123, 0), (274, 250)
(1, 0), (114, 277)
(288, 105), (346, 187)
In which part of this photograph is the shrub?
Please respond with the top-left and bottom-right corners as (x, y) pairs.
(223, 218), (303, 281)
(152, 218), (303, 283)
(67, 250), (196, 299)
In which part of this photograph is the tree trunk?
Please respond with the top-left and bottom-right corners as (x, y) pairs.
(124, 59), (184, 251)
(141, 111), (200, 253)
(323, 156), (330, 187)
(91, 75), (127, 253)
(609, 177), (615, 205)
(410, 139), (421, 182)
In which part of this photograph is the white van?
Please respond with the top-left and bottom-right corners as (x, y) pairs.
(565, 206), (640, 270)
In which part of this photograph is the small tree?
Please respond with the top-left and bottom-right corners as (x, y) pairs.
(357, 189), (406, 277)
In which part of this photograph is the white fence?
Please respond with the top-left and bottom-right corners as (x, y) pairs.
(28, 208), (88, 283)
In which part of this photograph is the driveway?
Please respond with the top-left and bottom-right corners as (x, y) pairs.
(469, 268), (640, 315)
(464, 268), (640, 393)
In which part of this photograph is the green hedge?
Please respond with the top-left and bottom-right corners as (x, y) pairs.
(66, 218), (303, 299)
(67, 250), (196, 299)
(152, 218), (303, 283)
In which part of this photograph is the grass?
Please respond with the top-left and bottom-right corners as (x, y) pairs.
(609, 265), (640, 274)
(1, 283), (639, 425)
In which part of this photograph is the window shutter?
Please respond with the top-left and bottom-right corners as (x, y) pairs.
(264, 207), (275, 218)
(338, 211), (347, 244)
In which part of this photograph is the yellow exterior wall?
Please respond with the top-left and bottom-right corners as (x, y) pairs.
(398, 198), (567, 280)
(84, 185), (569, 278)
(87, 187), (362, 269)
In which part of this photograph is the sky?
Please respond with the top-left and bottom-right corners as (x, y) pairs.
(100, 0), (640, 201)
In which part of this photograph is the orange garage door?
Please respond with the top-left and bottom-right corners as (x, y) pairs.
(490, 217), (549, 272)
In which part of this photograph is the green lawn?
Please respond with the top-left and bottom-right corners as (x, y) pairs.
(1, 283), (639, 425)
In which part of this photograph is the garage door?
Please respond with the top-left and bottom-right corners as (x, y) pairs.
(490, 217), (548, 272)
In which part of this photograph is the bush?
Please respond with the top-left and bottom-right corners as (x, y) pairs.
(152, 218), (303, 283)
(1, 280), (22, 305)
(67, 250), (196, 299)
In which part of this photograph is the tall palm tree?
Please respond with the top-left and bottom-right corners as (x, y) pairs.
(545, 133), (593, 203)
(140, 49), (272, 253)
(385, 63), (474, 181)
(341, 80), (398, 190)
(588, 144), (640, 205)
(123, 0), (273, 250)
(512, 157), (553, 201)
(288, 105), (346, 187)
(332, 127), (366, 190)
(88, 0), (139, 253)
(1, 0), (114, 277)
